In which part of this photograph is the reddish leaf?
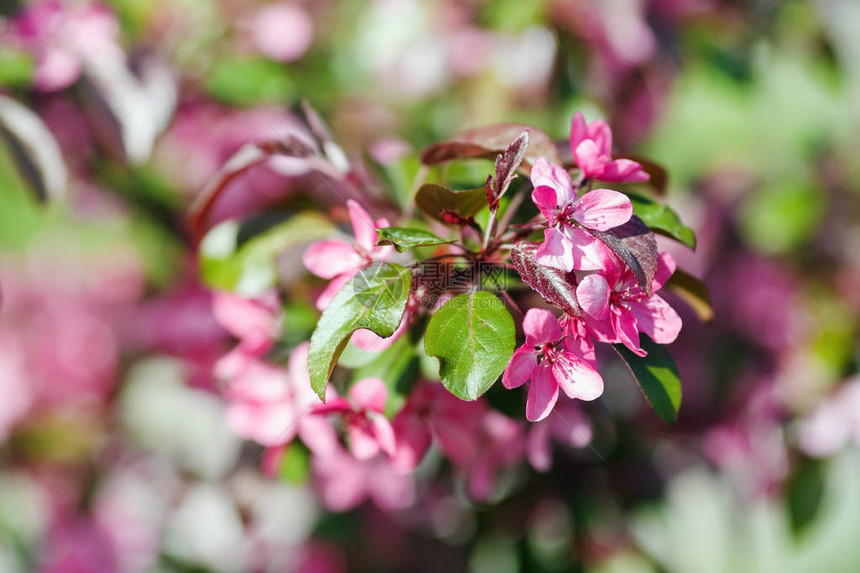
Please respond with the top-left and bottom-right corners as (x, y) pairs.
(511, 242), (580, 316)
(589, 215), (658, 296)
(491, 131), (529, 201)
(187, 138), (341, 240)
(414, 183), (487, 223)
(420, 123), (561, 174)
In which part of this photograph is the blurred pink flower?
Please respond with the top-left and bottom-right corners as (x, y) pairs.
(222, 343), (337, 454)
(578, 251), (682, 356)
(248, 4), (314, 62)
(0, 333), (33, 442)
(798, 377), (860, 458)
(303, 200), (394, 310)
(527, 401), (593, 472)
(38, 517), (118, 573)
(504, 309), (604, 422)
(569, 112), (649, 183)
(312, 445), (414, 512)
(312, 378), (397, 460)
(531, 157), (631, 272)
(8, 0), (122, 91)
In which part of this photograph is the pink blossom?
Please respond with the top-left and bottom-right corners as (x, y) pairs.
(798, 378), (860, 458)
(303, 200), (393, 309)
(527, 401), (593, 472)
(8, 1), (122, 92)
(531, 157), (632, 271)
(503, 309), (604, 422)
(312, 378), (396, 460)
(248, 4), (314, 63)
(312, 445), (414, 512)
(576, 252), (682, 356)
(568, 112), (649, 183)
(222, 343), (337, 454)
(212, 290), (281, 378)
(38, 517), (118, 573)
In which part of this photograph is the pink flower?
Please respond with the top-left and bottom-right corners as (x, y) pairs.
(222, 343), (337, 454)
(569, 112), (649, 182)
(576, 252), (682, 356)
(798, 378), (860, 458)
(312, 378), (396, 460)
(248, 4), (314, 63)
(8, 1), (122, 92)
(527, 401), (592, 472)
(312, 445), (414, 512)
(531, 157), (632, 271)
(503, 309), (603, 422)
(303, 200), (393, 311)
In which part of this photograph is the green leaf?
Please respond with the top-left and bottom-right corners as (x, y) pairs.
(308, 262), (412, 400)
(424, 291), (515, 400)
(628, 193), (696, 250)
(414, 183), (487, 222)
(614, 335), (682, 424)
(278, 443), (310, 485)
(664, 268), (713, 323)
(376, 227), (454, 252)
(205, 56), (295, 106)
(200, 212), (333, 296)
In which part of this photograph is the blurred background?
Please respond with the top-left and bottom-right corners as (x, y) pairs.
(1, 0), (860, 571)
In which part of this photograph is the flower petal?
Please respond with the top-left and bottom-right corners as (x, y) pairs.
(527, 420), (553, 472)
(526, 363), (560, 422)
(369, 411), (397, 457)
(612, 308), (645, 356)
(348, 418), (381, 460)
(573, 140), (607, 179)
(530, 157), (574, 206)
(303, 240), (363, 279)
(349, 377), (387, 413)
(535, 227), (575, 272)
(315, 272), (353, 311)
(347, 199), (379, 253)
(632, 295), (682, 345)
(531, 185), (559, 220)
(653, 251), (676, 292)
(522, 308), (562, 345)
(601, 159), (649, 183)
(569, 112), (589, 151)
(503, 346), (538, 389)
(571, 188), (633, 231)
(561, 226), (614, 271)
(552, 353), (604, 401)
(576, 274), (611, 320)
(586, 119), (613, 157)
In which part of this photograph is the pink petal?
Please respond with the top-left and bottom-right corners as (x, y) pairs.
(347, 200), (379, 253)
(526, 363), (560, 422)
(571, 188), (633, 231)
(369, 411), (397, 457)
(601, 159), (649, 183)
(349, 377), (387, 412)
(552, 353), (604, 401)
(212, 290), (279, 345)
(576, 274), (611, 320)
(297, 414), (338, 456)
(503, 346), (538, 389)
(561, 226), (614, 271)
(311, 397), (353, 415)
(569, 112), (588, 152)
(530, 158), (574, 206)
(535, 227), (575, 272)
(551, 404), (593, 448)
(573, 140), (607, 179)
(632, 295), (682, 345)
(586, 119), (613, 157)
(527, 420), (553, 472)
(653, 251), (677, 291)
(315, 272), (353, 311)
(522, 308), (562, 345)
(303, 240), (363, 279)
(348, 419), (381, 460)
(612, 308), (645, 356)
(531, 185), (559, 220)
(391, 413), (432, 474)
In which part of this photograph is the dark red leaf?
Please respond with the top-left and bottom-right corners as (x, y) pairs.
(589, 215), (658, 296)
(414, 183), (487, 223)
(420, 123), (561, 175)
(511, 242), (580, 317)
(492, 131), (528, 200)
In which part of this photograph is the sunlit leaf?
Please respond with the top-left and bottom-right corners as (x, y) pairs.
(614, 336), (682, 425)
(376, 227), (454, 252)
